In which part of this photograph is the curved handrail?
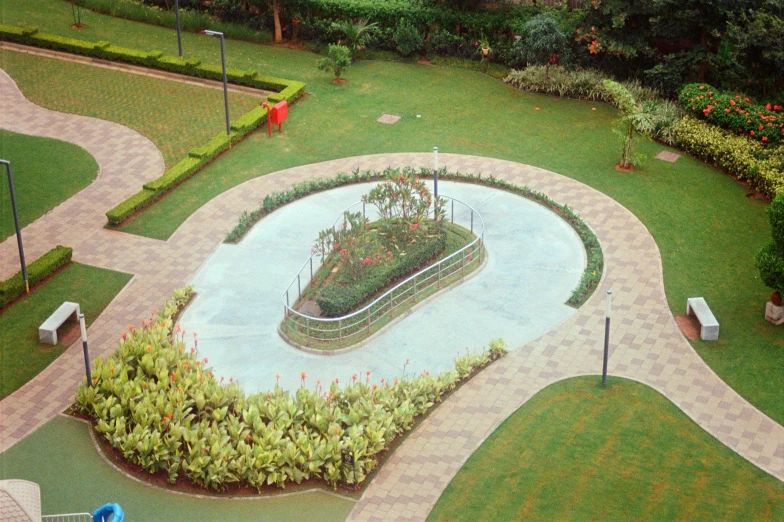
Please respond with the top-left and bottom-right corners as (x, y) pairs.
(280, 195), (485, 345)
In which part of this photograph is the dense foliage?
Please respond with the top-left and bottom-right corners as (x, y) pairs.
(313, 172), (447, 316)
(757, 194), (784, 294)
(76, 288), (507, 491)
(679, 83), (784, 145)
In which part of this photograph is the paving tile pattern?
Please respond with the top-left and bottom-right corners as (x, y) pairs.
(0, 68), (780, 521)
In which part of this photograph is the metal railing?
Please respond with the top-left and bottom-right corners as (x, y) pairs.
(280, 195), (485, 347)
(42, 514), (93, 522)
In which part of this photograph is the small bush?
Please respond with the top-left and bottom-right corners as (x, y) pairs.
(318, 44), (352, 80)
(0, 246), (72, 307)
(393, 19), (423, 58)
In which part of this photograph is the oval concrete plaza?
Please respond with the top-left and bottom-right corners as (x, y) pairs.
(179, 181), (585, 393)
(0, 68), (781, 520)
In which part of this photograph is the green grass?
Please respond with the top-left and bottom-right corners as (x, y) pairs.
(0, 0), (782, 430)
(0, 262), (131, 399)
(0, 48), (261, 167)
(0, 415), (354, 521)
(0, 129), (97, 242)
(429, 377), (784, 521)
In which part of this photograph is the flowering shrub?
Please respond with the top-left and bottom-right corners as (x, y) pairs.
(75, 288), (507, 491)
(679, 83), (784, 145)
(672, 115), (784, 198)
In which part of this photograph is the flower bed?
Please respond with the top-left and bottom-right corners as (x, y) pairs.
(75, 287), (507, 491)
(679, 83), (784, 145)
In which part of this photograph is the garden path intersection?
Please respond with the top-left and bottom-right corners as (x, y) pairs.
(0, 69), (782, 519)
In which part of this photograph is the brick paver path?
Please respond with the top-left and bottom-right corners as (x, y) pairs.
(0, 67), (781, 520)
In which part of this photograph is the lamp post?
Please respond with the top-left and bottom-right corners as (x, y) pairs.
(79, 313), (93, 386)
(174, 0), (183, 59)
(433, 146), (439, 222)
(203, 30), (230, 136)
(602, 290), (612, 386)
(1, 159), (28, 293)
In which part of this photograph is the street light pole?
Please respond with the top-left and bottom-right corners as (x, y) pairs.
(602, 290), (612, 386)
(79, 313), (93, 386)
(204, 30), (230, 137)
(1, 159), (28, 293)
(174, 0), (183, 59)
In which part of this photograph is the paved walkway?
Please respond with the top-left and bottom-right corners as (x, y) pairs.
(0, 68), (781, 520)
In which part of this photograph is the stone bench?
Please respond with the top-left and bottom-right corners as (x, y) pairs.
(686, 297), (719, 341)
(39, 302), (80, 345)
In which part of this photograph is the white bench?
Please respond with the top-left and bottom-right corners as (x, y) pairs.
(686, 297), (719, 341)
(39, 302), (80, 345)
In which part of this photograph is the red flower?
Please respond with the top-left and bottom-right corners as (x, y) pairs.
(750, 130), (755, 136)
(725, 108), (730, 113)
(363, 257), (371, 265)
(762, 136), (769, 142)
(699, 85), (705, 90)
(730, 100), (736, 106)
(766, 103), (773, 110)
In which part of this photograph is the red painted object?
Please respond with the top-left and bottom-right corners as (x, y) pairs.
(262, 100), (289, 136)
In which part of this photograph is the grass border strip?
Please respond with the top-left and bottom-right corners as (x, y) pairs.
(224, 166), (603, 308)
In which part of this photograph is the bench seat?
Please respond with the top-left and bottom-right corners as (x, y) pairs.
(39, 302), (80, 345)
(686, 297), (719, 341)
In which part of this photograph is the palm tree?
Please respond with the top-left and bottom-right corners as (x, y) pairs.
(332, 18), (378, 60)
(602, 80), (656, 170)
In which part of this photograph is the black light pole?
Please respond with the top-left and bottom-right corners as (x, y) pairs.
(602, 289), (612, 386)
(79, 313), (93, 386)
(174, 0), (183, 59)
(1, 159), (28, 293)
(204, 30), (231, 136)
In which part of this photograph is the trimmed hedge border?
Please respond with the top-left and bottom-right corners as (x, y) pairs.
(0, 245), (72, 308)
(225, 166), (604, 308)
(0, 24), (305, 225)
(0, 25), (305, 103)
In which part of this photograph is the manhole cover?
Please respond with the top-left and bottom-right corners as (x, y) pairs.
(377, 113), (401, 125)
(655, 150), (681, 162)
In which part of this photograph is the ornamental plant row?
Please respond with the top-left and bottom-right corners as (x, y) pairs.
(75, 287), (508, 491)
(679, 83), (784, 145)
(0, 245), (72, 308)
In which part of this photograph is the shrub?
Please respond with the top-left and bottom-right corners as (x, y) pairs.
(143, 157), (203, 192)
(316, 227), (447, 317)
(393, 19), (423, 58)
(318, 44), (352, 80)
(679, 83), (784, 145)
(105, 189), (160, 226)
(0, 246), (72, 307)
(672, 115), (784, 198)
(76, 287), (507, 490)
(757, 194), (784, 295)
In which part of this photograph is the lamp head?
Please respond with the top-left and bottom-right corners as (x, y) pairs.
(203, 30), (223, 37)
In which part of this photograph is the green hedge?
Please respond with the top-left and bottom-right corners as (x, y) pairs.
(316, 227), (448, 317)
(0, 245), (72, 308)
(679, 83), (784, 145)
(0, 24), (304, 102)
(105, 189), (160, 226)
(143, 157), (203, 192)
(230, 105), (269, 134)
(672, 115), (784, 198)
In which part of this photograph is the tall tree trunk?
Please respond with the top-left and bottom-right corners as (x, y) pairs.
(272, 0), (282, 42)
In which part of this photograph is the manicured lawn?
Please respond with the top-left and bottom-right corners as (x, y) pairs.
(1, 0), (781, 447)
(0, 415), (354, 521)
(0, 129), (97, 242)
(429, 377), (784, 521)
(0, 48), (261, 167)
(0, 262), (131, 399)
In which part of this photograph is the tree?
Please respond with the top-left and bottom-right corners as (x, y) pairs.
(757, 194), (784, 297)
(332, 18), (377, 61)
(729, 2), (784, 95)
(318, 45), (352, 82)
(516, 13), (569, 82)
(602, 80), (655, 170)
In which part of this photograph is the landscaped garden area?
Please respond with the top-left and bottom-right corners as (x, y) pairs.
(0, 0), (782, 518)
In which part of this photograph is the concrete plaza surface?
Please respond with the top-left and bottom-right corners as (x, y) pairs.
(179, 181), (586, 393)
